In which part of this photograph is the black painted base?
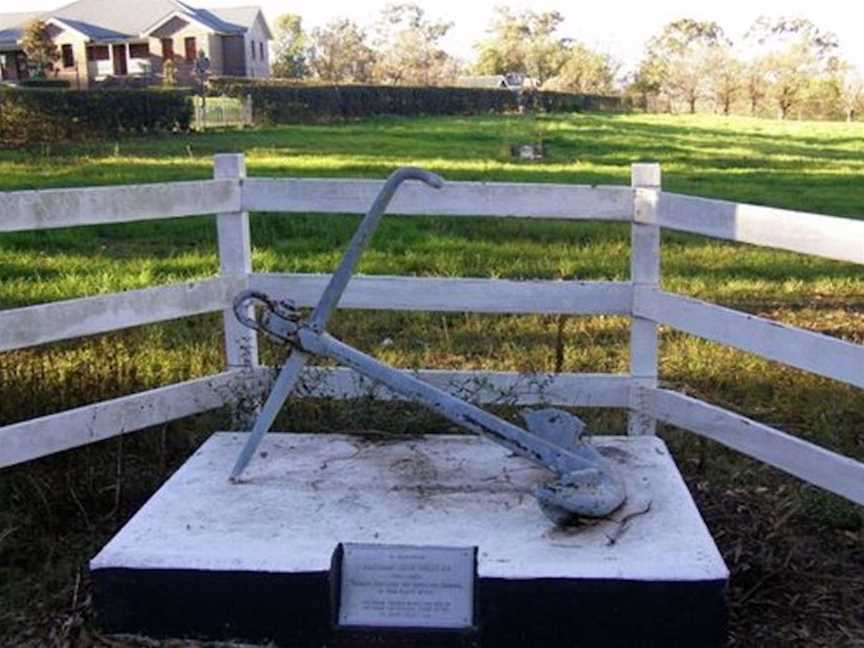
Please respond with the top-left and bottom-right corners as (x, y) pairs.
(92, 567), (727, 647)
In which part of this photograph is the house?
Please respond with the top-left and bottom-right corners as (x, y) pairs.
(456, 73), (540, 91)
(456, 75), (509, 90)
(0, 0), (271, 88)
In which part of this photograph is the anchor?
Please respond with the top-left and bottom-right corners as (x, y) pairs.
(230, 167), (626, 525)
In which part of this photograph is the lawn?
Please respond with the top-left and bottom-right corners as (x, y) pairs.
(1, 112), (863, 646)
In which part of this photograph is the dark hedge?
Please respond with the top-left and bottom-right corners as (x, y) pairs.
(19, 79), (71, 89)
(208, 78), (628, 123)
(0, 88), (192, 146)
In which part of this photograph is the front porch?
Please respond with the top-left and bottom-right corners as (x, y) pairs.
(0, 48), (29, 82)
(85, 41), (153, 85)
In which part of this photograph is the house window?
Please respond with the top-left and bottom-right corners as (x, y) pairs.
(259, 41), (264, 60)
(250, 39), (256, 60)
(61, 44), (74, 68)
(86, 45), (110, 61)
(185, 37), (196, 62)
(161, 38), (174, 61)
(129, 43), (150, 59)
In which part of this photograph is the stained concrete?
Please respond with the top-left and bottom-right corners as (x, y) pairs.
(91, 432), (729, 646)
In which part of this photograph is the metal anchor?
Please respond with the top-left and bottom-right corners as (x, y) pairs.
(230, 167), (626, 525)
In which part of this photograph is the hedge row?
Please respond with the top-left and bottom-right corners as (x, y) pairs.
(209, 78), (628, 123)
(0, 88), (192, 146)
(19, 79), (71, 89)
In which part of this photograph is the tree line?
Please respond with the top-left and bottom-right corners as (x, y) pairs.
(631, 17), (862, 121)
(272, 5), (862, 121)
(271, 5), (618, 95)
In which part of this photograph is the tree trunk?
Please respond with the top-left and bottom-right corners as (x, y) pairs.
(689, 97), (696, 114)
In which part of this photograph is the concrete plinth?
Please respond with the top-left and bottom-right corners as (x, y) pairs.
(91, 433), (728, 647)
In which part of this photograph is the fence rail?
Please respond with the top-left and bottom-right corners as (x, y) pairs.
(244, 178), (633, 220)
(1, 155), (862, 508)
(251, 274), (633, 315)
(0, 371), (252, 470)
(656, 192), (864, 264)
(0, 277), (243, 353)
(0, 180), (239, 232)
(279, 367), (631, 408)
(634, 288), (864, 390)
(643, 389), (864, 505)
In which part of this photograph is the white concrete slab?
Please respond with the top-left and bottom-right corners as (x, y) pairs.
(92, 433), (727, 582)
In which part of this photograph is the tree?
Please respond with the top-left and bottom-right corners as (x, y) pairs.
(544, 43), (618, 94)
(473, 8), (567, 85)
(832, 63), (864, 122)
(744, 57), (770, 116)
(841, 70), (864, 122)
(372, 3), (460, 86)
(308, 18), (375, 83)
(641, 19), (728, 114)
(707, 45), (743, 115)
(21, 20), (59, 78)
(162, 59), (176, 87)
(764, 44), (819, 119)
(746, 17), (839, 119)
(627, 59), (665, 111)
(272, 13), (309, 79)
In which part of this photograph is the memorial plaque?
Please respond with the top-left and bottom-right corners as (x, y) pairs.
(334, 543), (476, 629)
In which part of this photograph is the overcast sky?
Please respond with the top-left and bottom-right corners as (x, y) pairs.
(4, 0), (862, 71)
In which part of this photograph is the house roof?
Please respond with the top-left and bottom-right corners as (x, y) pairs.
(0, 0), (269, 45)
(205, 6), (271, 38)
(457, 75), (509, 89)
(0, 12), (42, 46)
(49, 16), (128, 41)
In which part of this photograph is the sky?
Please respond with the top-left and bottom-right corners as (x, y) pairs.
(3, 0), (862, 72)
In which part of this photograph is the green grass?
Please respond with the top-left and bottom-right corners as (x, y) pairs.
(1, 112), (863, 645)
(1, 112), (861, 431)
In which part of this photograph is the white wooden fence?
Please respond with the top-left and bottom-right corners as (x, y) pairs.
(1, 154), (862, 507)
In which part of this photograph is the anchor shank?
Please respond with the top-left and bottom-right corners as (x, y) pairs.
(310, 168), (443, 333)
(298, 328), (592, 476)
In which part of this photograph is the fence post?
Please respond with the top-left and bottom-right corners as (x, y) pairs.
(215, 154), (258, 370)
(244, 94), (253, 127)
(628, 163), (661, 435)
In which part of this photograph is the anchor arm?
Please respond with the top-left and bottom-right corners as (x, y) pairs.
(229, 167), (443, 480)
